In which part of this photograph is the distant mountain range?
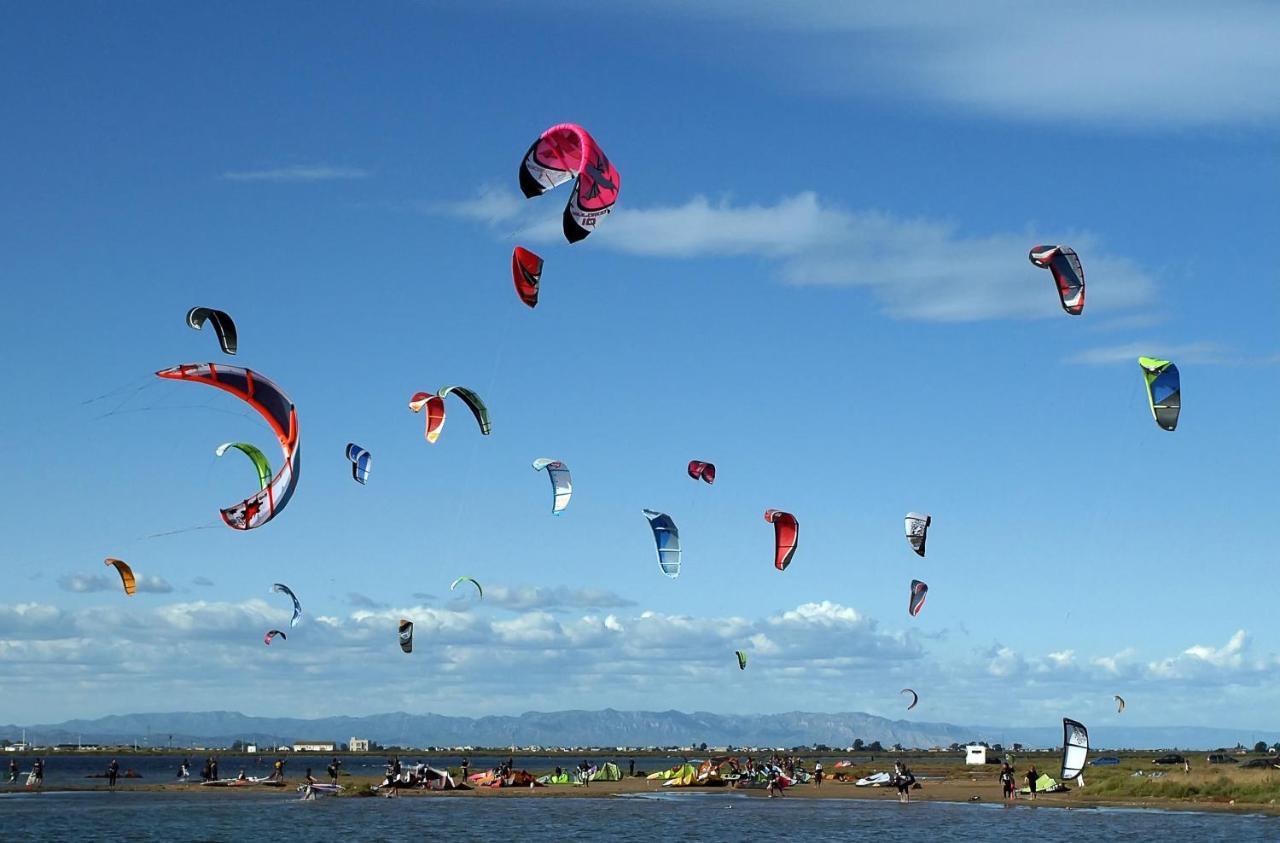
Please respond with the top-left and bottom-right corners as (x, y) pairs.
(2, 709), (1276, 751)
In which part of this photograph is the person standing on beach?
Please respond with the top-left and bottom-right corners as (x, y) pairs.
(461, 757), (469, 781)
(327, 760), (338, 785)
(1025, 766), (1037, 800)
(1000, 763), (1015, 801)
(31, 758), (44, 789)
(8, 758), (17, 783)
(814, 761), (823, 788)
(896, 764), (914, 803)
(210, 756), (218, 781)
(629, 757), (635, 778)
(108, 758), (119, 788)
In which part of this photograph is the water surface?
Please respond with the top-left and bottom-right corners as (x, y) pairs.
(1, 791), (1275, 842)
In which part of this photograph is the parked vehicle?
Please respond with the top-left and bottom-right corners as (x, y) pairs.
(1089, 757), (1121, 766)
(1152, 754), (1185, 765)
(1206, 753), (1238, 764)
(1239, 758), (1278, 769)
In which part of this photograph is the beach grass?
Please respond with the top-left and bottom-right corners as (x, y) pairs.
(1078, 760), (1280, 805)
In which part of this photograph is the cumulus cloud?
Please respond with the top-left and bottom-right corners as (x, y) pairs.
(60, 572), (171, 594)
(9, 588), (1279, 725)
(221, 165), (370, 182)
(58, 573), (116, 594)
(1147, 630), (1263, 679)
(439, 189), (1155, 322)
(135, 575), (173, 594)
(0, 595), (918, 720)
(482, 585), (636, 611)
(978, 631), (1280, 690)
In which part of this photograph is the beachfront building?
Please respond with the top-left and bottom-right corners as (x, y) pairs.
(964, 744), (987, 765)
(349, 738), (370, 752)
(293, 740), (337, 753)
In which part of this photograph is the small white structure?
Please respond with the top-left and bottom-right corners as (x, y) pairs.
(245, 744), (257, 754)
(965, 744), (987, 765)
(293, 741), (337, 753)
(349, 738), (370, 753)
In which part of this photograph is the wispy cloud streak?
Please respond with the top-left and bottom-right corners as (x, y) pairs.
(221, 165), (371, 183)
(652, 1), (1280, 129)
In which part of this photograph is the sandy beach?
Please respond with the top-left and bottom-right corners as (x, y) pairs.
(15, 761), (1280, 815)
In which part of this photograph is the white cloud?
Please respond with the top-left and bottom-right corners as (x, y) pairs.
(433, 184), (526, 224)
(1147, 630), (1265, 679)
(985, 645), (1026, 678)
(59, 572), (171, 594)
(10, 590), (1280, 725)
(0, 595), (918, 720)
(979, 631), (1280, 690)
(221, 165), (370, 182)
(482, 585), (636, 611)
(135, 575), (173, 594)
(651, 1), (1280, 129)
(442, 189), (1156, 322)
(1046, 650), (1076, 668)
(1091, 648), (1136, 675)
(59, 573), (115, 593)
(0, 603), (69, 637)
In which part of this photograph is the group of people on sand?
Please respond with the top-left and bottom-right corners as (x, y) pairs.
(8, 757), (43, 788)
(999, 760), (1040, 801)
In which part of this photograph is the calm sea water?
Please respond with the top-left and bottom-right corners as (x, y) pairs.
(0, 791), (1276, 842)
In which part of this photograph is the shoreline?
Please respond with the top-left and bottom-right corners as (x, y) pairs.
(7, 776), (1279, 815)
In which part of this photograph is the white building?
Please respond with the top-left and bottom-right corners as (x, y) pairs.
(349, 738), (370, 753)
(964, 745), (987, 765)
(293, 741), (337, 753)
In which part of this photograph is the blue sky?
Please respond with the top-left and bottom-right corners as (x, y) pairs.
(1, 1), (1277, 730)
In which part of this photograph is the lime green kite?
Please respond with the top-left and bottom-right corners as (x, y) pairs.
(215, 442), (273, 491)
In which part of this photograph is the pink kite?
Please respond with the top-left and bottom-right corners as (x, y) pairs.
(519, 123), (620, 243)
